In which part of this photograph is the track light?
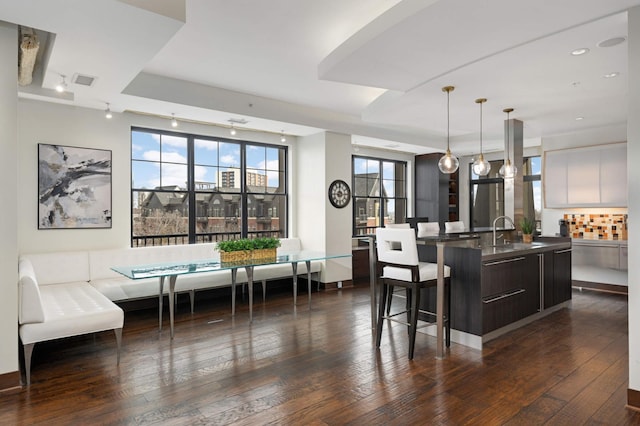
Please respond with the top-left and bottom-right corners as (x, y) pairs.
(171, 113), (178, 128)
(55, 75), (67, 93)
(104, 103), (112, 119)
(280, 130), (286, 143)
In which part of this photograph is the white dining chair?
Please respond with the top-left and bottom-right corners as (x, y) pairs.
(374, 227), (452, 359)
(444, 221), (465, 233)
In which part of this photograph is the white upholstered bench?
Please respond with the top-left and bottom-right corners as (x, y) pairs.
(18, 257), (124, 385)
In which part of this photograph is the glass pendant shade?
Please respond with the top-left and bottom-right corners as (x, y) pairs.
(472, 153), (491, 176)
(499, 158), (517, 178)
(439, 85), (459, 174)
(472, 98), (490, 176)
(499, 107), (516, 179)
(439, 149), (459, 174)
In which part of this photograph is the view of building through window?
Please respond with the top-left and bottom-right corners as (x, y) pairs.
(131, 128), (287, 246)
(352, 156), (407, 235)
(470, 156), (541, 230)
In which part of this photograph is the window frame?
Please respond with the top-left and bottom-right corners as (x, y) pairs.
(352, 155), (407, 236)
(131, 127), (288, 247)
(468, 156), (541, 229)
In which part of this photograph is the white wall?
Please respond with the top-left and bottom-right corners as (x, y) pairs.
(627, 5), (640, 394)
(17, 100), (295, 254)
(324, 132), (353, 283)
(296, 131), (353, 283)
(0, 21), (19, 377)
(296, 132), (326, 250)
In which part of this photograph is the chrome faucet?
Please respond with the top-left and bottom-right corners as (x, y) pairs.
(492, 215), (515, 246)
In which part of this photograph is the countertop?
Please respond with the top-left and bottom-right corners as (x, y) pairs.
(445, 226), (515, 235)
(479, 238), (572, 261)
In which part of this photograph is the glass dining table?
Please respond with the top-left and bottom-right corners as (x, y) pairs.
(112, 250), (351, 338)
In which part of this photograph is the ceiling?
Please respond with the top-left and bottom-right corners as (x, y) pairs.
(2, 0), (638, 155)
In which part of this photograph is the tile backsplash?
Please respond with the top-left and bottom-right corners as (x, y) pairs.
(564, 213), (628, 240)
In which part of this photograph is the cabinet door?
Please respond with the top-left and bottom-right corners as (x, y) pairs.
(544, 143), (627, 208)
(553, 248), (572, 305)
(542, 252), (555, 309)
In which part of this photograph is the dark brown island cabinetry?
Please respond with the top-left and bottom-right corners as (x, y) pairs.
(419, 239), (572, 339)
(481, 253), (540, 334)
(542, 247), (573, 309)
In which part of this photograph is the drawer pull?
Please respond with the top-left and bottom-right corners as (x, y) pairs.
(554, 248), (572, 254)
(483, 257), (525, 266)
(483, 288), (526, 304)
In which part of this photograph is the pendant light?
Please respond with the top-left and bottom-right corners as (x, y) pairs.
(499, 108), (517, 179)
(438, 86), (459, 174)
(472, 98), (491, 176)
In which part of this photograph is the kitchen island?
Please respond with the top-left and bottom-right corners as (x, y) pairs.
(416, 236), (572, 349)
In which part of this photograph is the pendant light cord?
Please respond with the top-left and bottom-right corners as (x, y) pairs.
(479, 101), (483, 154)
(446, 89), (450, 151)
(503, 108), (513, 161)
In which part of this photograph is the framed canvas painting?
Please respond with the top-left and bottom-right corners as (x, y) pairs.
(38, 143), (112, 229)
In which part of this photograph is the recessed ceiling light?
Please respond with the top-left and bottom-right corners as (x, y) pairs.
(575, 117), (584, 121)
(603, 72), (620, 78)
(598, 37), (626, 48)
(571, 48), (589, 56)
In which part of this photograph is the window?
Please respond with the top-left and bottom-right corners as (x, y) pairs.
(469, 156), (541, 230)
(352, 156), (407, 235)
(131, 128), (287, 246)
(523, 156), (542, 232)
(470, 161), (505, 228)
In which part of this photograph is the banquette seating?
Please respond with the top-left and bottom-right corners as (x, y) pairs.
(17, 238), (320, 384)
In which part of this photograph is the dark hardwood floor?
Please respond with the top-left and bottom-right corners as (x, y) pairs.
(1, 285), (638, 425)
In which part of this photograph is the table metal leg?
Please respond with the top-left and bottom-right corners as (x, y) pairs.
(368, 236), (376, 329)
(158, 276), (165, 331)
(305, 260), (311, 305)
(436, 242), (445, 359)
(168, 275), (177, 339)
(291, 262), (298, 305)
(245, 266), (254, 322)
(231, 268), (237, 316)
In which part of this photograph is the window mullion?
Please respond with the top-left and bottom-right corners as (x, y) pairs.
(187, 135), (196, 244)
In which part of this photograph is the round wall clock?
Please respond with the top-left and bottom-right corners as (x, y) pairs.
(328, 179), (351, 208)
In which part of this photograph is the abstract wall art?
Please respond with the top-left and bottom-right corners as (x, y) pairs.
(38, 143), (112, 229)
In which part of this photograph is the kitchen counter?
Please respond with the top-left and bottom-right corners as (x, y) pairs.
(480, 239), (571, 261)
(416, 236), (572, 348)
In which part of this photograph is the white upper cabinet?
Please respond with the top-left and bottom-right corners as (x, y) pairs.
(544, 143), (627, 208)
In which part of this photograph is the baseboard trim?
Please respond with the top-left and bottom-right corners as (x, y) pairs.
(0, 370), (21, 394)
(628, 388), (640, 412)
(572, 280), (628, 295)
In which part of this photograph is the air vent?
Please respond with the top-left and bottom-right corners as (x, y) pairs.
(72, 73), (97, 87)
(228, 118), (249, 125)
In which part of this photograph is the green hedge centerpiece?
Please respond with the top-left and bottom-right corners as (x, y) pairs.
(520, 217), (535, 243)
(216, 237), (281, 263)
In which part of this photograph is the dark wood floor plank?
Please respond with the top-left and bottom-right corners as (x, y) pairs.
(1, 286), (639, 425)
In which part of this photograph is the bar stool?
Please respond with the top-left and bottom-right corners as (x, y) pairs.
(375, 227), (452, 359)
